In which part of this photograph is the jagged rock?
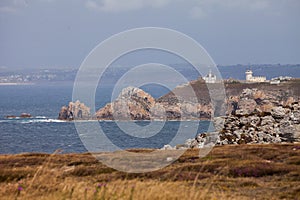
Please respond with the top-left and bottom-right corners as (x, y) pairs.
(218, 88), (300, 145)
(58, 100), (90, 120)
(183, 132), (219, 149)
(260, 116), (275, 126)
(164, 106), (182, 119)
(271, 106), (287, 119)
(58, 106), (69, 120)
(96, 87), (155, 120)
(95, 86), (210, 120)
(236, 99), (257, 115)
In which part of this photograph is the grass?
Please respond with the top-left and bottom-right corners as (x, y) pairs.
(0, 144), (300, 199)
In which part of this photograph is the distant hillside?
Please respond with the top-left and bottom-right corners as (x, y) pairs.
(217, 64), (300, 80)
(1, 64), (300, 84)
(158, 79), (300, 106)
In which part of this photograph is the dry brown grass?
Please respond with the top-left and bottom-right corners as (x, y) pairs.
(0, 144), (300, 200)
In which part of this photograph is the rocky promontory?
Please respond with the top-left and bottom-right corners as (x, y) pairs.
(96, 86), (212, 120)
(59, 86), (212, 121)
(58, 79), (300, 146)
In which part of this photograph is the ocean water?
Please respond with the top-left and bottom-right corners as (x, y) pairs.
(0, 84), (210, 154)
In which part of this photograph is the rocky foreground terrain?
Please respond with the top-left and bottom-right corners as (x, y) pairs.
(184, 88), (300, 149)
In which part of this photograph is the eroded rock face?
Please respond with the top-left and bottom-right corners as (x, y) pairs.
(227, 88), (293, 115)
(95, 87), (155, 120)
(95, 86), (212, 120)
(218, 88), (300, 145)
(58, 100), (91, 120)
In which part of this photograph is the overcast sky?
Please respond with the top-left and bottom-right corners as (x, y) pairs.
(0, 0), (299, 68)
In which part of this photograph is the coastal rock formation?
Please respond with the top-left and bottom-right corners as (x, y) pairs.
(95, 87), (155, 120)
(95, 86), (211, 120)
(58, 100), (90, 120)
(218, 88), (300, 145)
(6, 113), (32, 119)
(58, 81), (299, 124)
(227, 88), (295, 115)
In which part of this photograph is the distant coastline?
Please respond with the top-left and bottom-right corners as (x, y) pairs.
(0, 82), (35, 86)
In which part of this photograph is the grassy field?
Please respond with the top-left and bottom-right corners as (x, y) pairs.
(0, 144), (300, 200)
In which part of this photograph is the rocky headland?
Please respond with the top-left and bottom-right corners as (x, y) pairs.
(58, 79), (300, 146)
(59, 86), (212, 121)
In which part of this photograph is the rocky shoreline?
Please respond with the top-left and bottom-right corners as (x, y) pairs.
(58, 86), (212, 121)
(58, 80), (300, 147)
(174, 88), (300, 149)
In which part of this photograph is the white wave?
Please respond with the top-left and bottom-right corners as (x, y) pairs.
(20, 119), (66, 124)
(35, 116), (47, 119)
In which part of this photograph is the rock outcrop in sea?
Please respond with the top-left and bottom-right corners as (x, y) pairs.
(58, 100), (91, 120)
(95, 86), (210, 120)
(95, 87), (156, 120)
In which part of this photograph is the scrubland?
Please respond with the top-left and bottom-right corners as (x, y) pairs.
(0, 144), (299, 200)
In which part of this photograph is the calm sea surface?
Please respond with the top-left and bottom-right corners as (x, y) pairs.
(0, 84), (211, 154)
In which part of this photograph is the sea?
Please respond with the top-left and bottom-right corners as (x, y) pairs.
(0, 83), (211, 154)
(1, 65), (300, 154)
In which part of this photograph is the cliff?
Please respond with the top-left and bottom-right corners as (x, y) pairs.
(158, 79), (300, 116)
(58, 79), (300, 121)
(95, 86), (210, 120)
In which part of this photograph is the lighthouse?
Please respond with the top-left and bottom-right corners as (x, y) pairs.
(245, 70), (253, 82)
(245, 69), (266, 82)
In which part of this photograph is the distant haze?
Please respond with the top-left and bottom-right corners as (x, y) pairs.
(0, 0), (299, 68)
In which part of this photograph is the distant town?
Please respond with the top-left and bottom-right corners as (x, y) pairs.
(0, 64), (299, 85)
(202, 69), (293, 84)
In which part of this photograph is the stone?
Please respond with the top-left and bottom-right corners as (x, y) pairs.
(96, 87), (155, 120)
(213, 117), (225, 132)
(217, 88), (300, 146)
(184, 133), (207, 149)
(235, 99), (257, 115)
(249, 116), (260, 126)
(260, 116), (275, 126)
(271, 106), (287, 119)
(291, 110), (300, 124)
(58, 100), (90, 120)
(20, 113), (31, 118)
(161, 144), (175, 150)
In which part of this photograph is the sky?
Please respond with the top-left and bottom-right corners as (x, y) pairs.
(0, 0), (299, 69)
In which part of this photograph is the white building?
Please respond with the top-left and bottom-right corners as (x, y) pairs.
(245, 70), (266, 83)
(270, 76), (292, 84)
(203, 70), (217, 83)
